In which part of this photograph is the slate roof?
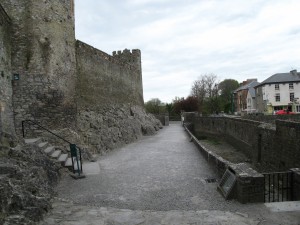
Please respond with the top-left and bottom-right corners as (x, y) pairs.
(234, 81), (260, 93)
(248, 87), (256, 98)
(254, 71), (300, 88)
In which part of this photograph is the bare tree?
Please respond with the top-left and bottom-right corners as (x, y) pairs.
(191, 74), (219, 113)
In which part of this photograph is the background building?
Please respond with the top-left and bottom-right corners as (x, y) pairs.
(254, 70), (300, 114)
(233, 79), (259, 115)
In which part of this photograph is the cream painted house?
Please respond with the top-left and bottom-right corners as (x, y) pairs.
(254, 70), (300, 114)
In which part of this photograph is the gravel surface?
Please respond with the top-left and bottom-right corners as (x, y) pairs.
(56, 122), (238, 211)
(52, 122), (300, 225)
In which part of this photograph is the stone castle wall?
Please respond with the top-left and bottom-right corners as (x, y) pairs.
(0, 4), (14, 138)
(76, 41), (158, 154)
(0, 1), (160, 154)
(1, 0), (77, 135)
(76, 41), (143, 108)
(185, 115), (300, 171)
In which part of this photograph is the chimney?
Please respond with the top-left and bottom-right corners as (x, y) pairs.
(290, 69), (297, 76)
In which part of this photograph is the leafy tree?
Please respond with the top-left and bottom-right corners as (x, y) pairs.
(173, 97), (184, 115)
(204, 82), (221, 114)
(165, 103), (174, 115)
(172, 96), (198, 115)
(218, 79), (239, 113)
(183, 96), (198, 112)
(145, 98), (163, 114)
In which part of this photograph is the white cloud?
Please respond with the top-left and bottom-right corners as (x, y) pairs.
(75, 0), (300, 103)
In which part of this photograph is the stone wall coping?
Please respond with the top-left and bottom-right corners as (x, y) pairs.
(229, 163), (264, 178)
(193, 116), (264, 126)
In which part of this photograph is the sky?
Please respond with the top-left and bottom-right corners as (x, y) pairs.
(74, 0), (300, 103)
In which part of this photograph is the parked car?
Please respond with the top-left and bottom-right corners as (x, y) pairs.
(275, 109), (295, 115)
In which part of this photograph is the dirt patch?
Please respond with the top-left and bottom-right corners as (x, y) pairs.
(199, 138), (251, 164)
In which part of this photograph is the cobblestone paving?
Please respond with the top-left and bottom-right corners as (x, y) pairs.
(40, 122), (300, 225)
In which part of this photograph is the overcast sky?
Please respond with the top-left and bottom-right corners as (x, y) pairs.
(75, 0), (300, 103)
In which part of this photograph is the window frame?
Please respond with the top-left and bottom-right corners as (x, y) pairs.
(290, 92), (295, 102)
(275, 93), (280, 102)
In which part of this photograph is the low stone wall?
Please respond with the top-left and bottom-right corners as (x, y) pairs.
(155, 115), (169, 126)
(184, 124), (265, 203)
(243, 114), (300, 124)
(183, 113), (300, 172)
(290, 168), (300, 201)
(230, 164), (264, 204)
(184, 124), (231, 178)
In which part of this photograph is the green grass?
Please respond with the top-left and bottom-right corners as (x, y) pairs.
(205, 138), (221, 145)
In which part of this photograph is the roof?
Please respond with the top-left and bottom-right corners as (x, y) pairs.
(234, 81), (260, 93)
(255, 71), (300, 88)
(248, 87), (256, 98)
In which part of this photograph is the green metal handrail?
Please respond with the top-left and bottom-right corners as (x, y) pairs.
(22, 120), (83, 175)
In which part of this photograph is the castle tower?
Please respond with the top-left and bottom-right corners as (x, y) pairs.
(1, 0), (77, 135)
(0, 4), (15, 138)
(112, 49), (144, 105)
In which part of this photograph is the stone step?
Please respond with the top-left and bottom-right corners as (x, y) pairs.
(51, 150), (61, 159)
(57, 153), (68, 165)
(44, 146), (55, 155)
(65, 157), (81, 171)
(24, 138), (41, 145)
(65, 157), (72, 167)
(38, 142), (48, 149)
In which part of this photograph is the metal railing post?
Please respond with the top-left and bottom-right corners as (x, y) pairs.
(22, 121), (25, 138)
(22, 120), (84, 177)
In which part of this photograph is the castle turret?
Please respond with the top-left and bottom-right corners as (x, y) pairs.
(0, 3), (14, 138)
(112, 49), (143, 104)
(1, 0), (77, 134)
(112, 49), (142, 72)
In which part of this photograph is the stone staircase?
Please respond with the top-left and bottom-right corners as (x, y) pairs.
(24, 137), (79, 171)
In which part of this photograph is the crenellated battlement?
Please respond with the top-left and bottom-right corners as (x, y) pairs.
(0, 0), (144, 140)
(112, 48), (141, 71)
(76, 41), (141, 72)
(76, 40), (144, 106)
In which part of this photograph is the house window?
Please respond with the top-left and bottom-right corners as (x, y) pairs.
(275, 93), (280, 102)
(275, 84), (279, 90)
(289, 83), (294, 89)
(290, 93), (294, 102)
(296, 105), (300, 113)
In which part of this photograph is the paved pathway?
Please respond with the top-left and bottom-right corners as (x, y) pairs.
(40, 122), (300, 225)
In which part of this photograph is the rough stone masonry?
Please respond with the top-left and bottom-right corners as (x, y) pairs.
(0, 0), (162, 224)
(0, 0), (161, 152)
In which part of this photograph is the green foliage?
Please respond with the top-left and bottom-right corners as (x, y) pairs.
(218, 79), (239, 113)
(144, 98), (165, 114)
(173, 96), (198, 115)
(165, 103), (174, 115)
